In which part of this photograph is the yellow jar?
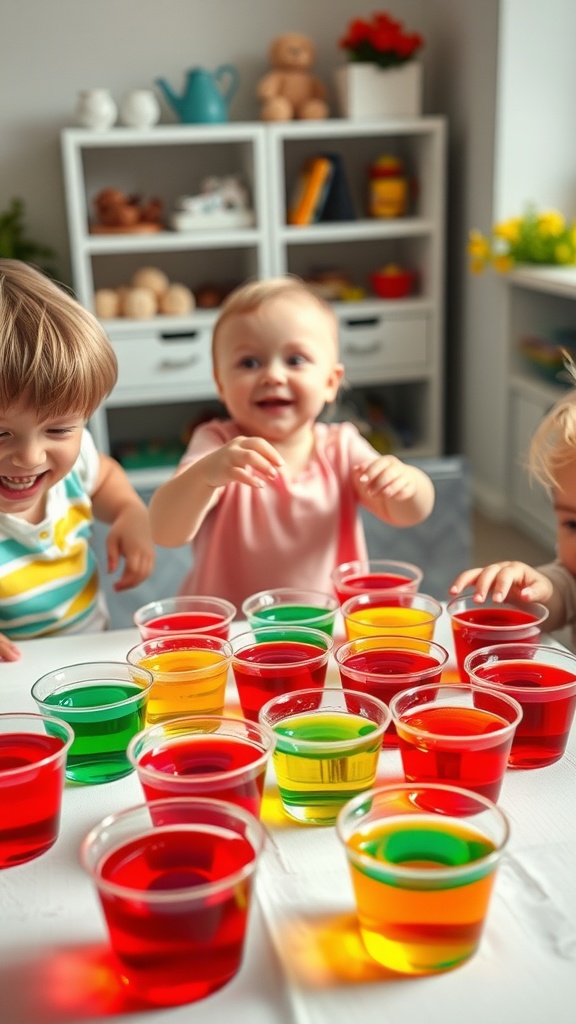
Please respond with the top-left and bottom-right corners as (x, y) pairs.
(369, 155), (409, 218)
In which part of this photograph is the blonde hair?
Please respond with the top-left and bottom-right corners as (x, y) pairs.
(528, 391), (576, 487)
(211, 276), (338, 361)
(0, 259), (117, 419)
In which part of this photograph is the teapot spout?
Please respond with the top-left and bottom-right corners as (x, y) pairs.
(155, 77), (184, 119)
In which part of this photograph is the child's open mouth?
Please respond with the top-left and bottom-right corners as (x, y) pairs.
(256, 398), (293, 409)
(0, 473), (45, 497)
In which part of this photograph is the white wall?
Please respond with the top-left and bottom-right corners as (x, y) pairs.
(0, 0), (426, 285)
(4, 0), (576, 509)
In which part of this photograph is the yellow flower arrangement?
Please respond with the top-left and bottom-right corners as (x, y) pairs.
(468, 207), (576, 273)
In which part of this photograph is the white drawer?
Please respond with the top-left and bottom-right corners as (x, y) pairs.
(112, 327), (214, 398)
(339, 313), (429, 382)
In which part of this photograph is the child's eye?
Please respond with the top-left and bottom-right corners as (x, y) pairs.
(238, 356), (260, 369)
(560, 518), (576, 532)
(286, 354), (307, 366)
(47, 427), (76, 436)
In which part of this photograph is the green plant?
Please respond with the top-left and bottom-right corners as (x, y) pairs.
(0, 197), (57, 276)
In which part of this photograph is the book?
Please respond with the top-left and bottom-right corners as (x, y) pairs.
(287, 156), (334, 226)
(316, 152), (356, 222)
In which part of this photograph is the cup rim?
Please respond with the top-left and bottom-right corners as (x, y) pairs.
(127, 634), (233, 677)
(335, 781), (510, 881)
(0, 711), (74, 774)
(242, 586), (339, 623)
(231, 625), (333, 665)
(335, 636), (450, 679)
(80, 796), (266, 902)
(31, 662), (154, 711)
(464, 643), (576, 696)
(447, 592), (549, 629)
(341, 591), (442, 623)
(134, 595), (237, 631)
(388, 681), (523, 740)
(258, 686), (391, 749)
(331, 559), (423, 586)
(127, 714), (276, 783)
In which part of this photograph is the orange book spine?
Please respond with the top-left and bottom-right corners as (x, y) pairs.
(288, 157), (334, 226)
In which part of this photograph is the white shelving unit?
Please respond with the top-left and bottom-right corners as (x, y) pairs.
(507, 265), (576, 546)
(60, 117), (446, 488)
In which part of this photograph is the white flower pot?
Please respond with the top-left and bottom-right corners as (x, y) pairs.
(335, 62), (422, 120)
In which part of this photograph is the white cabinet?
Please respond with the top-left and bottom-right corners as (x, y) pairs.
(60, 118), (446, 488)
(507, 266), (576, 546)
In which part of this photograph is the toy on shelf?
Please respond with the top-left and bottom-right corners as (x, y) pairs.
(257, 32), (329, 121)
(91, 188), (164, 234)
(368, 155), (412, 218)
(94, 266), (195, 320)
(155, 66), (239, 124)
(370, 264), (414, 299)
(170, 175), (255, 231)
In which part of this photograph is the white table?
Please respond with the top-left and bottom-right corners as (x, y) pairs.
(1, 619), (576, 1024)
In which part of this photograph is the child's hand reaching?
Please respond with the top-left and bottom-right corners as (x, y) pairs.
(0, 632), (21, 662)
(354, 454), (435, 526)
(199, 436), (284, 489)
(105, 504), (156, 592)
(449, 561), (555, 605)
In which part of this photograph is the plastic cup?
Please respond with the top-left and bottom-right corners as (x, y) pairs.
(389, 683), (523, 801)
(126, 633), (232, 725)
(242, 587), (339, 637)
(134, 596), (236, 641)
(465, 642), (576, 768)
(128, 715), (275, 818)
(342, 591), (442, 642)
(332, 559), (423, 604)
(230, 625), (333, 722)
(80, 797), (266, 1007)
(336, 783), (509, 975)
(31, 662), (153, 784)
(335, 636), (449, 746)
(259, 687), (390, 824)
(447, 593), (549, 679)
(0, 712), (73, 867)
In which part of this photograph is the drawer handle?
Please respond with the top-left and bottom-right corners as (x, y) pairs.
(343, 340), (383, 355)
(342, 318), (381, 328)
(160, 330), (199, 341)
(158, 355), (201, 370)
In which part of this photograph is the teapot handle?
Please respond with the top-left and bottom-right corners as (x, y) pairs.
(215, 64), (240, 103)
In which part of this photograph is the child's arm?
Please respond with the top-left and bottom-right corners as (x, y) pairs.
(352, 454), (435, 527)
(449, 561), (567, 630)
(149, 435), (284, 547)
(90, 455), (155, 591)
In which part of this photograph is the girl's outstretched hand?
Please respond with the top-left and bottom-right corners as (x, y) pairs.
(201, 436), (284, 489)
(449, 561), (555, 605)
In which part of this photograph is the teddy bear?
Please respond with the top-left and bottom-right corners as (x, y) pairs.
(257, 32), (329, 121)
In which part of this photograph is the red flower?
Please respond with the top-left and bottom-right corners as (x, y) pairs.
(339, 10), (424, 67)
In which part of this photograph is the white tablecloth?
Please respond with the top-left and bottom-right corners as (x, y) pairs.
(1, 617), (576, 1023)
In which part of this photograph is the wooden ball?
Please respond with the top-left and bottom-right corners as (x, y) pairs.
(94, 288), (120, 318)
(158, 283), (195, 315)
(131, 266), (169, 297)
(121, 286), (157, 319)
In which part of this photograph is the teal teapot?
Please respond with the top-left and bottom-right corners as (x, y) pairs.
(155, 66), (239, 124)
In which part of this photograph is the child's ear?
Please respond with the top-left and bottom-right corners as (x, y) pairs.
(325, 362), (345, 402)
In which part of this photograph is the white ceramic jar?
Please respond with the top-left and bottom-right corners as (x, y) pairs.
(76, 89), (117, 130)
(119, 89), (161, 128)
